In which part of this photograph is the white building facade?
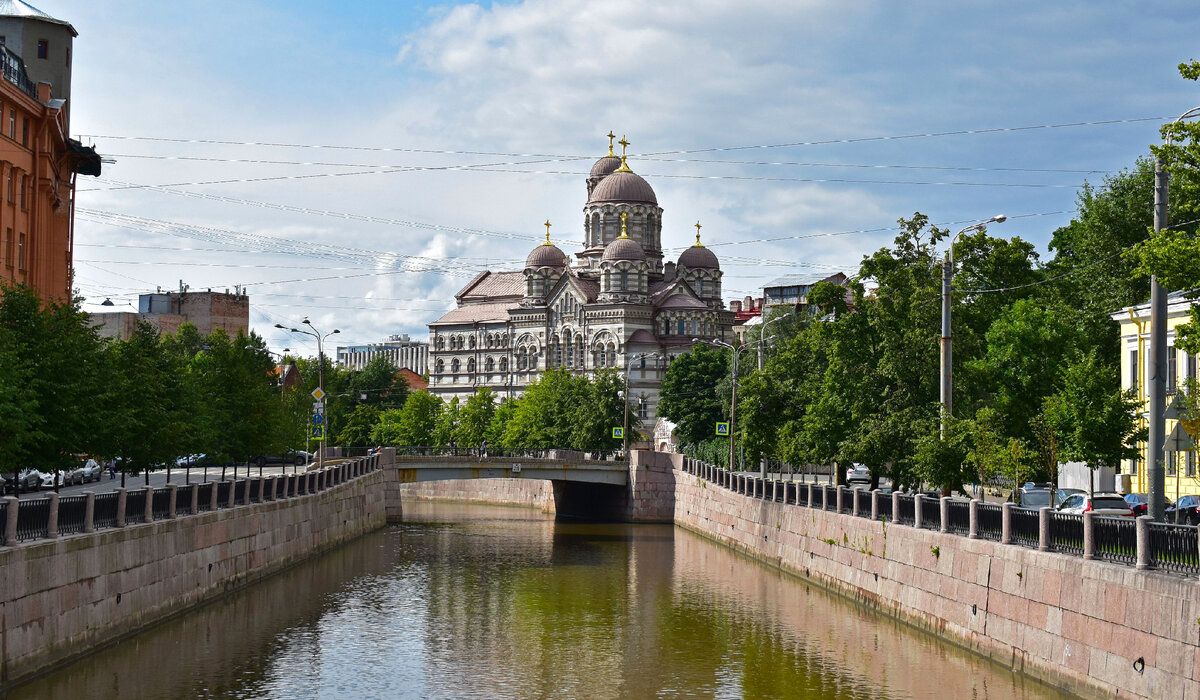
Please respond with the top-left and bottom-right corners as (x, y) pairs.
(336, 334), (429, 374)
(427, 137), (733, 419)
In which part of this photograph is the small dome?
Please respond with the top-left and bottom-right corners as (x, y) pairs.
(603, 236), (647, 263)
(590, 155), (621, 178)
(589, 170), (657, 205)
(678, 245), (719, 270)
(526, 243), (567, 269)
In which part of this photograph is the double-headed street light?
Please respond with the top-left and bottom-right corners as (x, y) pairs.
(275, 319), (339, 471)
(622, 352), (662, 453)
(694, 336), (772, 473)
(940, 214), (1006, 439)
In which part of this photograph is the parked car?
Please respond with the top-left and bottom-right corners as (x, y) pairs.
(39, 470), (68, 489)
(1056, 487), (1085, 502)
(76, 459), (102, 483)
(251, 450), (311, 468)
(1058, 492), (1135, 517)
(1013, 483), (1061, 509)
(846, 465), (871, 485)
(1168, 495), (1200, 524)
(1122, 493), (1178, 518)
(6, 468), (43, 492)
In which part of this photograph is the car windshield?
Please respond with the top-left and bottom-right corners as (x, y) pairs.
(1093, 497), (1129, 510)
(1021, 491), (1052, 506)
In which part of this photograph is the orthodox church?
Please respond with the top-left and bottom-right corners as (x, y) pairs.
(427, 134), (733, 421)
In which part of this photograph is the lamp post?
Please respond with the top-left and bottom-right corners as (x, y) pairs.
(756, 310), (791, 371)
(1147, 105), (1200, 521)
(940, 214), (1006, 439)
(695, 337), (772, 472)
(275, 319), (339, 472)
(622, 352), (661, 453)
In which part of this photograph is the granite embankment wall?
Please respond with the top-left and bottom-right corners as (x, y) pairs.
(674, 469), (1200, 700)
(393, 478), (557, 514)
(0, 466), (387, 686)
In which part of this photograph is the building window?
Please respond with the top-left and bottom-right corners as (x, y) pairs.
(619, 269), (628, 291)
(499, 357), (508, 372)
(19, 176), (25, 209)
(484, 357), (494, 372)
(451, 359), (460, 373)
(36, 40), (47, 59)
(1189, 451), (1197, 478)
(1169, 346), (1178, 393)
(1129, 349), (1138, 390)
(16, 232), (24, 270)
(435, 359), (444, 374)
(1167, 451), (1177, 477)
(2, 228), (9, 267)
(467, 358), (475, 373)
(677, 319), (685, 335)
(9, 109), (14, 139)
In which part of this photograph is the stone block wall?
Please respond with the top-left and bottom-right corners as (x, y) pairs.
(0, 469), (386, 685)
(387, 477), (556, 520)
(673, 469), (1200, 700)
(627, 450), (680, 522)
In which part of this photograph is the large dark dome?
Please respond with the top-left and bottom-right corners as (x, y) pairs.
(525, 243), (567, 269)
(678, 245), (719, 270)
(588, 170), (658, 205)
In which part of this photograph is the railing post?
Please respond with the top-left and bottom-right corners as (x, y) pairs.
(271, 475), (279, 500)
(244, 479), (253, 505)
(808, 483), (815, 508)
(852, 488), (861, 516)
(913, 494), (924, 529)
(46, 492), (59, 538)
(1082, 511), (1095, 560)
(116, 489), (127, 528)
(144, 488), (154, 523)
(836, 486), (845, 513)
(1136, 515), (1153, 570)
(3, 496), (16, 545)
(168, 484), (178, 519)
(892, 491), (901, 524)
(256, 478), (265, 503)
(871, 489), (880, 520)
(209, 481), (219, 511)
(84, 491), (95, 534)
(940, 496), (950, 534)
(1038, 506), (1051, 552)
(968, 499), (980, 539)
(227, 481), (237, 509)
(190, 483), (199, 514)
(1001, 502), (1012, 544)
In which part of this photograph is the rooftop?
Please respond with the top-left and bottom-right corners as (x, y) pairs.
(763, 271), (847, 289)
(0, 0), (75, 35)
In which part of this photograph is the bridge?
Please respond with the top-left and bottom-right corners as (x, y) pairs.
(379, 447), (676, 522)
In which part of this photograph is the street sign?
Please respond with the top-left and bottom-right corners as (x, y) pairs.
(1167, 422), (1194, 452)
(311, 387), (326, 401)
(309, 424), (325, 441)
(1165, 394), (1186, 420)
(312, 413), (324, 425)
(612, 427), (624, 439)
(715, 422), (730, 436)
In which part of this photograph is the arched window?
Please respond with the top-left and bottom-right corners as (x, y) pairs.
(530, 351), (539, 369)
(564, 336), (573, 367)
(554, 340), (563, 367)
(518, 349), (528, 370)
(595, 348), (605, 368)
(451, 359), (460, 373)
(467, 358), (476, 373)
(435, 336), (444, 350)
(469, 335), (476, 349)
(691, 319), (698, 335)
(607, 344), (616, 368)
(577, 335), (585, 366)
(604, 269), (612, 291)
(485, 357), (495, 372)
(435, 359), (444, 373)
(677, 319), (685, 335)
(663, 318), (670, 335)
(499, 357), (508, 372)
(620, 269), (629, 290)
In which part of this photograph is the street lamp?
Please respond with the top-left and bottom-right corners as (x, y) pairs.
(275, 319), (340, 472)
(940, 214), (1006, 439)
(1146, 105), (1200, 521)
(694, 337), (772, 473)
(622, 352), (661, 453)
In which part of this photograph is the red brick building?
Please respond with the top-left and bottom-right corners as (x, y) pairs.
(0, 2), (99, 302)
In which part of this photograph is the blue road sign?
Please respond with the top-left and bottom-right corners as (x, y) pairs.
(312, 413), (324, 425)
(715, 422), (730, 436)
(613, 427), (624, 439)
(310, 425), (325, 441)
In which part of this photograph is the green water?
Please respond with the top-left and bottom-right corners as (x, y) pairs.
(9, 502), (1068, 699)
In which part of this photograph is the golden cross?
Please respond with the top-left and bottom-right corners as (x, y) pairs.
(694, 221), (703, 246)
(619, 135), (630, 157)
(606, 131), (615, 156)
(620, 211), (629, 238)
(544, 220), (552, 245)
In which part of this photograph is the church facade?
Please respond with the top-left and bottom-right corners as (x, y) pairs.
(427, 136), (733, 421)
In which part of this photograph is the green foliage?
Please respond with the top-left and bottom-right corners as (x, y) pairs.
(658, 344), (730, 446)
(372, 390), (443, 446)
(433, 396), (461, 447)
(1042, 350), (1143, 470)
(338, 403), (381, 447)
(457, 387), (497, 448)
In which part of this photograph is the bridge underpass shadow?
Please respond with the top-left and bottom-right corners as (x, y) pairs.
(551, 480), (630, 521)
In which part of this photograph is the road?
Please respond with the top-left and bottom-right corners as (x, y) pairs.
(8, 463), (313, 501)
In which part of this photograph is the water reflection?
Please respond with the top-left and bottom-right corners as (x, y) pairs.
(8, 502), (1067, 699)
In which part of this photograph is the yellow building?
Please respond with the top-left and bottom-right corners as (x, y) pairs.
(1112, 291), (1199, 499)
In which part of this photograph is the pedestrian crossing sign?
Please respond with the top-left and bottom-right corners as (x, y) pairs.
(310, 424), (325, 441)
(715, 422), (730, 436)
(613, 427), (624, 439)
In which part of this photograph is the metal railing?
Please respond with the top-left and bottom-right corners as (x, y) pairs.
(151, 488), (171, 520)
(839, 487), (853, 514)
(1008, 508), (1040, 548)
(94, 492), (120, 528)
(1093, 516), (1137, 566)
(895, 495), (915, 526)
(945, 499), (970, 536)
(16, 497), (49, 540)
(876, 493), (893, 522)
(58, 495), (88, 535)
(176, 488), (193, 516)
(1049, 511), (1084, 556)
(125, 490), (147, 524)
(811, 486), (825, 510)
(976, 503), (1003, 541)
(920, 497), (941, 530)
(1149, 521), (1199, 575)
(392, 445), (624, 461)
(215, 481), (232, 507)
(196, 483), (213, 512)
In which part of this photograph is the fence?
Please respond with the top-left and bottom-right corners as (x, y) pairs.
(683, 459), (1200, 577)
(0, 455), (381, 547)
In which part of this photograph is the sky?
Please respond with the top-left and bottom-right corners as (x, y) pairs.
(46, 0), (1200, 358)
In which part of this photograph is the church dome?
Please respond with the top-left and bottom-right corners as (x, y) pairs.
(589, 170), (657, 205)
(678, 244), (719, 270)
(590, 155), (622, 178)
(603, 235), (647, 263)
(526, 242), (567, 269)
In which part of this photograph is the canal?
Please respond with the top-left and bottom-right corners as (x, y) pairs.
(11, 502), (1068, 699)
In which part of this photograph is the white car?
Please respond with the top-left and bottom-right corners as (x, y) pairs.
(846, 465), (871, 485)
(39, 470), (68, 489)
(75, 459), (101, 483)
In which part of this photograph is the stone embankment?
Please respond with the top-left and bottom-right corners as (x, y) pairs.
(0, 454), (387, 687)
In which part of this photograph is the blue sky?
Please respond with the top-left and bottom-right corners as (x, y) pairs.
(47, 0), (1200, 355)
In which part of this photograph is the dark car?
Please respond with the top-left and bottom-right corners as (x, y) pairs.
(1171, 495), (1200, 525)
(250, 450), (311, 468)
(1013, 483), (1061, 510)
(1123, 493), (1174, 518)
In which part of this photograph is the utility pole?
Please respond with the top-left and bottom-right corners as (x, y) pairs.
(940, 253), (953, 439)
(730, 348), (739, 471)
(1148, 156), (1169, 521)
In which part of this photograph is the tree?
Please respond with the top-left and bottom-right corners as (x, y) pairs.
(433, 396), (461, 447)
(658, 344), (729, 447)
(372, 390), (443, 446)
(502, 369), (591, 448)
(1043, 350), (1143, 481)
(339, 403), (381, 448)
(457, 388), (497, 449)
